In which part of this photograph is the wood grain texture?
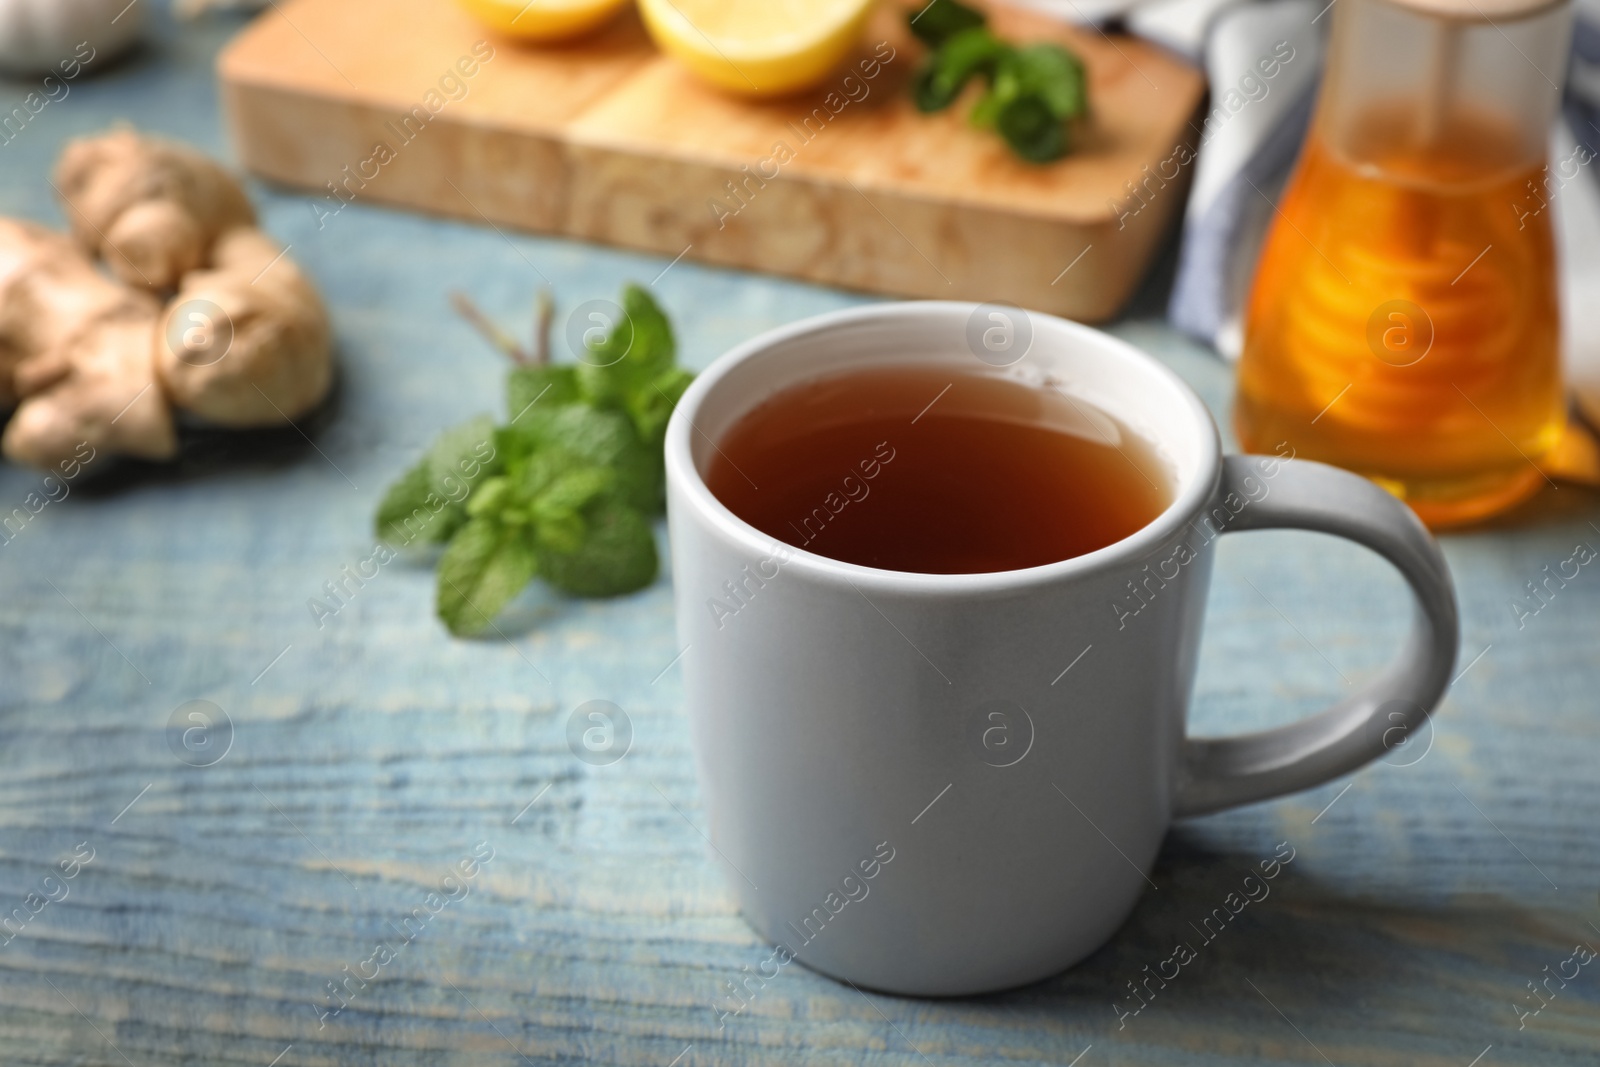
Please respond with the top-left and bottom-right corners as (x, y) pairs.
(217, 0), (1203, 321)
(2, 8), (1599, 1067)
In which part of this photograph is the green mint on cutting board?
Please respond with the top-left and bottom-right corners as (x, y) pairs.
(375, 285), (692, 637)
(910, 0), (1088, 163)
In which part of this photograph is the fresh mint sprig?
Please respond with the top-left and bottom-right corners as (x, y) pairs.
(375, 284), (689, 637)
(909, 0), (1088, 163)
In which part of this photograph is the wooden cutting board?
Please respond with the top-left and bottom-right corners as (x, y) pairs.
(218, 0), (1203, 321)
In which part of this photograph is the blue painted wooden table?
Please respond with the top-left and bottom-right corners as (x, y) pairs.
(1, 7), (1597, 1066)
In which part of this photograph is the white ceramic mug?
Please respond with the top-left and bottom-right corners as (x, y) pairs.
(664, 302), (1458, 996)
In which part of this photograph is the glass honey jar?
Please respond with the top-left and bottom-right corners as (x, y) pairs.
(1234, 0), (1575, 527)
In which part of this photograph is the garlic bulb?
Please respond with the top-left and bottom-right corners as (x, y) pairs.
(0, 0), (144, 76)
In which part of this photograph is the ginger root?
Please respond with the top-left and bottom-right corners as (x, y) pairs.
(53, 127), (257, 292)
(0, 128), (334, 470)
(0, 219), (176, 468)
(156, 227), (333, 426)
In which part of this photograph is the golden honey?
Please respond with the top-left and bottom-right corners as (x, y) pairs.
(1235, 103), (1564, 527)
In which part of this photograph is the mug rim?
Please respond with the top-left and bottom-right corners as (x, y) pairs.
(665, 301), (1223, 595)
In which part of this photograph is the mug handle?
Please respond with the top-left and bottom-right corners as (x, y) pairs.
(1174, 455), (1460, 817)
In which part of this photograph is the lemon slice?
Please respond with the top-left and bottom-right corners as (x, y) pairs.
(637, 0), (875, 97)
(456, 0), (632, 41)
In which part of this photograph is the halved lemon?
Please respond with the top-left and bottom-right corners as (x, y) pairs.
(456, 0), (632, 41)
(637, 0), (875, 97)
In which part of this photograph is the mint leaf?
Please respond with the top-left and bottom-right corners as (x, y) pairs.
(1020, 44), (1087, 120)
(376, 414), (503, 547)
(533, 510), (585, 554)
(435, 518), (538, 636)
(541, 406), (642, 467)
(513, 446), (582, 498)
(465, 475), (513, 519)
(525, 462), (617, 554)
(497, 449), (617, 554)
(971, 45), (1084, 162)
(504, 406), (660, 514)
(969, 49), (1022, 129)
(532, 465), (615, 517)
(909, 0), (985, 47)
(576, 285), (676, 418)
(507, 364), (580, 426)
(539, 499), (658, 598)
(493, 423), (537, 468)
(376, 456), (464, 546)
(998, 95), (1068, 162)
(469, 454), (613, 555)
(913, 27), (1005, 112)
(427, 414), (501, 497)
(627, 366), (694, 453)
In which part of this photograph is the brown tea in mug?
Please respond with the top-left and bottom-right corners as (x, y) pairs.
(705, 364), (1171, 574)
